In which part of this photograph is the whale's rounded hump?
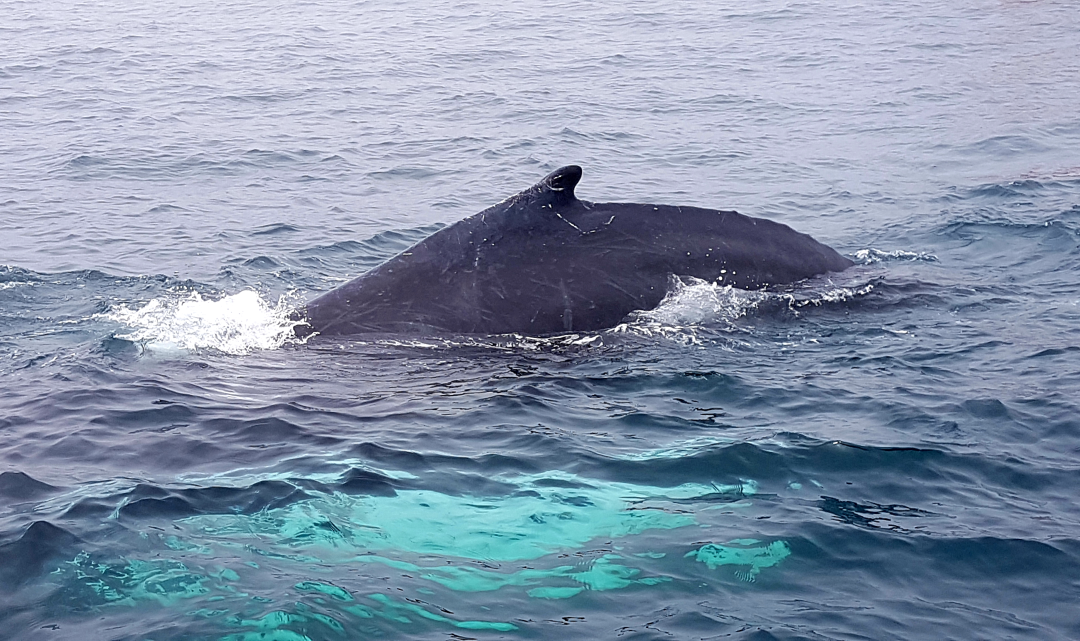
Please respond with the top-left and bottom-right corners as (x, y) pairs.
(300, 164), (855, 337)
(540, 165), (582, 199)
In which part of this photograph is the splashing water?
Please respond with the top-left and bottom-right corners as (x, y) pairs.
(609, 276), (769, 343)
(780, 281), (878, 309)
(104, 290), (305, 355)
(609, 274), (881, 341)
(853, 248), (938, 264)
(637, 276), (770, 327)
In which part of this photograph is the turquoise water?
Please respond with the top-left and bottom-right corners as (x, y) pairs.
(2, 0), (1080, 639)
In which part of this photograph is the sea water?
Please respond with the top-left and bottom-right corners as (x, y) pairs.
(2, 0), (1079, 639)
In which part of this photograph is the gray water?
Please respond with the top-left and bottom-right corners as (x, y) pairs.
(2, 0), (1080, 639)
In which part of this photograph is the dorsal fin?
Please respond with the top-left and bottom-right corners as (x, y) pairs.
(539, 165), (582, 200)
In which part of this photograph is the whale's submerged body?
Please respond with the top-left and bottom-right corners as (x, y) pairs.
(297, 165), (853, 337)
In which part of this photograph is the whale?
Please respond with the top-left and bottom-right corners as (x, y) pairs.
(296, 165), (853, 337)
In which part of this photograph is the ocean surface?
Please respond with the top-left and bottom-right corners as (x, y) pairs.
(2, 0), (1080, 639)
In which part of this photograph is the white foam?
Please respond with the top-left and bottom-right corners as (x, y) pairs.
(104, 289), (305, 355)
(780, 281), (876, 309)
(853, 248), (938, 264)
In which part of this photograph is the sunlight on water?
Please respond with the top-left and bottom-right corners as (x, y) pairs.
(619, 435), (741, 461)
(104, 290), (305, 355)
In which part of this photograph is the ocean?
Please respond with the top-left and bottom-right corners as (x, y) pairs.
(2, 0), (1079, 639)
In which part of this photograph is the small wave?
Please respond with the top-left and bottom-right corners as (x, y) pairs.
(853, 248), (938, 264)
(0, 471), (58, 500)
(251, 222), (300, 236)
(619, 435), (738, 461)
(344, 332), (607, 355)
(103, 290), (305, 355)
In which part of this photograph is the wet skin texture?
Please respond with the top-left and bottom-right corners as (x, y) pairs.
(297, 165), (854, 336)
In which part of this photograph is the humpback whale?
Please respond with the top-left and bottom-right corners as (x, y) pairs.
(297, 165), (852, 337)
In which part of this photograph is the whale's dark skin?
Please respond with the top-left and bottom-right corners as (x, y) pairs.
(296, 165), (853, 337)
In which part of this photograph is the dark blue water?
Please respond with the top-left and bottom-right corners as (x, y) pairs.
(3, 0), (1080, 639)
